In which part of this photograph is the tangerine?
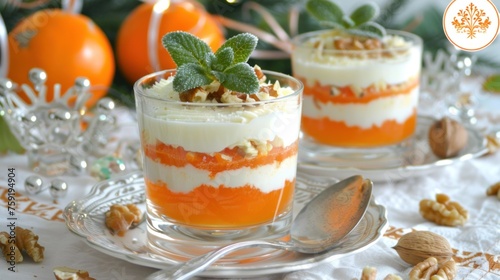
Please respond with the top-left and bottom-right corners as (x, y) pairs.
(116, 1), (225, 84)
(7, 9), (115, 108)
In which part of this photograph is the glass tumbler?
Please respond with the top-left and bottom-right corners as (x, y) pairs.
(292, 30), (423, 148)
(134, 69), (303, 259)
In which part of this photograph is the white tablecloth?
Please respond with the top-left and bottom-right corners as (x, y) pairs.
(0, 101), (499, 280)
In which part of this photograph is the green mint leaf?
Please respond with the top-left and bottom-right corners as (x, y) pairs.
(306, 0), (344, 24)
(321, 21), (346, 30)
(205, 52), (216, 69)
(483, 74), (500, 92)
(211, 70), (226, 84)
(215, 33), (257, 65)
(350, 3), (379, 26)
(162, 31), (260, 95)
(173, 63), (213, 93)
(348, 22), (386, 38)
(213, 47), (234, 71)
(341, 16), (355, 28)
(221, 63), (259, 94)
(162, 31), (212, 68)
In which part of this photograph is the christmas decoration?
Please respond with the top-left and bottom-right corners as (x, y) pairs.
(0, 0), (498, 110)
(115, 0), (225, 84)
(25, 175), (68, 201)
(0, 68), (117, 176)
(6, 6), (115, 108)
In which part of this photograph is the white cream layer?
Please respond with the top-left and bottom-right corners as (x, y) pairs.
(144, 155), (297, 193)
(302, 87), (418, 129)
(291, 46), (421, 88)
(142, 105), (301, 154)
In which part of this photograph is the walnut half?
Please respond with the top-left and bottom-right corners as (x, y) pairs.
(409, 257), (456, 280)
(105, 204), (142, 236)
(54, 266), (96, 280)
(0, 227), (44, 263)
(419, 193), (468, 226)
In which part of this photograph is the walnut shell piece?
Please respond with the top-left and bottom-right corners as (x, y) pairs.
(419, 193), (468, 226)
(393, 231), (453, 265)
(105, 204), (142, 236)
(428, 117), (468, 159)
(53, 266), (96, 280)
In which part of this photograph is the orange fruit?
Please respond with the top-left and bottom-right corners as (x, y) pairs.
(116, 2), (225, 84)
(7, 9), (115, 108)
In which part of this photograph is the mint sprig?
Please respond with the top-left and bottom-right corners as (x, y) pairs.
(162, 31), (259, 94)
(306, 0), (386, 38)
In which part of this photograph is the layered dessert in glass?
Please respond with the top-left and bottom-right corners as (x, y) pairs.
(134, 66), (302, 257)
(292, 30), (422, 147)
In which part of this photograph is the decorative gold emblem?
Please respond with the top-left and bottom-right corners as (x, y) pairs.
(451, 2), (492, 38)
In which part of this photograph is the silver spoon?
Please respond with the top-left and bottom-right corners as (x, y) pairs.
(146, 175), (373, 280)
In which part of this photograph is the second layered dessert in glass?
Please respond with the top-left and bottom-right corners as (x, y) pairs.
(292, 29), (422, 147)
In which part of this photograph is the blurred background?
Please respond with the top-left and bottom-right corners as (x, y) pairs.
(1, 0), (499, 107)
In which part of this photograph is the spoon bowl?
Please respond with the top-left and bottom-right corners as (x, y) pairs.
(147, 175), (373, 280)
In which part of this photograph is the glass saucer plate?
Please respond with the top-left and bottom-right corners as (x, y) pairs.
(64, 171), (388, 278)
(298, 115), (488, 182)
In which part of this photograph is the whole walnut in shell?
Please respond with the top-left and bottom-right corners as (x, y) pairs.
(393, 231), (453, 265)
(428, 117), (468, 159)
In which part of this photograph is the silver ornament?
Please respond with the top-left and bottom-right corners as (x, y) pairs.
(49, 179), (68, 199)
(25, 175), (44, 194)
(69, 154), (88, 174)
(21, 113), (38, 126)
(28, 68), (47, 86)
(74, 77), (90, 91)
(48, 108), (73, 122)
(0, 78), (15, 95)
(1, 67), (117, 177)
(97, 97), (115, 114)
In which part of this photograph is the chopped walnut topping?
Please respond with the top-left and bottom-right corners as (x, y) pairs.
(180, 87), (209, 102)
(170, 64), (292, 103)
(330, 86), (341, 96)
(236, 139), (275, 158)
(350, 85), (365, 98)
(306, 30), (412, 60)
(254, 65), (266, 82)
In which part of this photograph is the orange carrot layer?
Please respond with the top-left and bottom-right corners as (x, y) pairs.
(302, 111), (417, 147)
(144, 140), (298, 178)
(146, 178), (295, 227)
(298, 76), (418, 146)
(298, 76), (419, 104)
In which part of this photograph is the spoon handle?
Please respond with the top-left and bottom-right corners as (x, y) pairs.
(146, 240), (291, 280)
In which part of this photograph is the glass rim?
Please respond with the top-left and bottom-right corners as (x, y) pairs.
(291, 29), (423, 54)
(133, 69), (303, 106)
